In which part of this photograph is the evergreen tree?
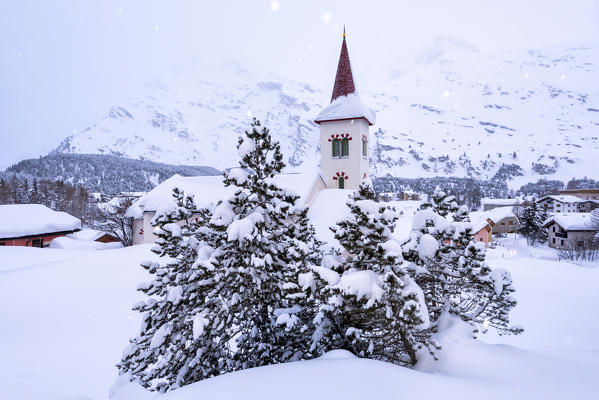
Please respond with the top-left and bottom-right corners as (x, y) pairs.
(211, 118), (319, 370)
(403, 194), (522, 340)
(419, 186), (459, 217)
(118, 188), (230, 392)
(518, 202), (549, 246)
(312, 180), (432, 366)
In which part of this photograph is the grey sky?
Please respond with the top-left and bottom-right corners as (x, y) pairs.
(1, 0), (598, 169)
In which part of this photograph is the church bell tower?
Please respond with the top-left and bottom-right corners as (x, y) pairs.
(314, 28), (375, 190)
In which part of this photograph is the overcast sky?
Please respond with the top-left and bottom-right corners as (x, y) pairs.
(1, 0), (598, 169)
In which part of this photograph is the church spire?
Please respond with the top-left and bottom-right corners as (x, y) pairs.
(330, 26), (356, 102)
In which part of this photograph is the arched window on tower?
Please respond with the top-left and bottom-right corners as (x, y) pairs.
(338, 177), (345, 189)
(332, 138), (341, 158)
(362, 138), (367, 157)
(341, 138), (349, 157)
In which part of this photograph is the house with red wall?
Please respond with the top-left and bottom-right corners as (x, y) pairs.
(0, 204), (81, 247)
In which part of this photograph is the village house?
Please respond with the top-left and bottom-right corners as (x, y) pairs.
(397, 190), (421, 201)
(485, 206), (519, 234)
(0, 204), (81, 247)
(536, 195), (583, 214)
(576, 200), (599, 213)
(558, 188), (599, 200)
(543, 213), (596, 250)
(471, 218), (493, 247)
(128, 31), (376, 245)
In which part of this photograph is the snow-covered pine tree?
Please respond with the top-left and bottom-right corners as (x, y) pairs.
(403, 195), (522, 340)
(117, 188), (231, 392)
(519, 202), (549, 246)
(419, 186), (459, 217)
(210, 118), (319, 370)
(311, 180), (431, 366)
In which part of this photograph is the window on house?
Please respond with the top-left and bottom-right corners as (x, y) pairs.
(560, 239), (564, 246)
(362, 139), (367, 157)
(556, 210), (560, 213)
(552, 226), (555, 232)
(341, 138), (349, 157)
(332, 139), (340, 158)
(338, 177), (345, 189)
(508, 221), (513, 225)
(32, 238), (43, 248)
(552, 238), (556, 244)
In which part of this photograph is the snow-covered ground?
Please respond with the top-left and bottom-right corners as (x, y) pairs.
(1, 234), (598, 399)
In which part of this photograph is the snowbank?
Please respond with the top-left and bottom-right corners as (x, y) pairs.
(0, 204), (81, 238)
(49, 236), (123, 250)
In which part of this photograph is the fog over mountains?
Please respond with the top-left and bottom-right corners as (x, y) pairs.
(51, 37), (599, 189)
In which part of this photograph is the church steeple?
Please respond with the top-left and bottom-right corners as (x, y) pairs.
(330, 27), (356, 102)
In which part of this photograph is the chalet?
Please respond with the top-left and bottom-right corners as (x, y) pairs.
(0, 204), (81, 247)
(536, 195), (583, 214)
(128, 30), (378, 245)
(576, 200), (599, 213)
(485, 206), (519, 234)
(558, 188), (599, 201)
(543, 213), (596, 250)
(397, 190), (421, 201)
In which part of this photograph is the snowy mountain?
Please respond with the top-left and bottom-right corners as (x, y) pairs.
(53, 38), (599, 188)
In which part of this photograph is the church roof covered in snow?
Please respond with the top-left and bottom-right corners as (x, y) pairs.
(314, 32), (375, 126)
(0, 204), (81, 239)
(538, 195), (584, 204)
(314, 93), (376, 126)
(542, 213), (595, 231)
(128, 172), (320, 216)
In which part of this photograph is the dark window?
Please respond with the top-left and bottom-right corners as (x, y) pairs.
(32, 238), (43, 248)
(332, 139), (340, 158)
(341, 138), (349, 157)
(560, 239), (564, 246)
(338, 177), (345, 189)
(552, 238), (556, 244)
(362, 140), (367, 157)
(552, 226), (555, 232)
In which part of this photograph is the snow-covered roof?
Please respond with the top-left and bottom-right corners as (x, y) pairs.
(485, 206), (517, 224)
(0, 204), (81, 239)
(308, 188), (353, 246)
(130, 172), (319, 215)
(314, 93), (376, 125)
(542, 213), (595, 231)
(481, 198), (522, 206)
(538, 195), (584, 204)
(68, 229), (116, 241)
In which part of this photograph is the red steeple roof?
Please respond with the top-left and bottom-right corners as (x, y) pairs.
(330, 30), (356, 102)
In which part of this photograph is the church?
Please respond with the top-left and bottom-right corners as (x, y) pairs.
(129, 32), (376, 245)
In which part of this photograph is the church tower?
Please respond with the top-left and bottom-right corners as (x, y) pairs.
(314, 29), (375, 190)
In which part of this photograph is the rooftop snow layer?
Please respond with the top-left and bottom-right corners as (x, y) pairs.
(314, 93), (376, 125)
(0, 204), (81, 239)
(540, 195), (585, 203)
(131, 172), (319, 214)
(485, 206), (517, 224)
(543, 213), (595, 231)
